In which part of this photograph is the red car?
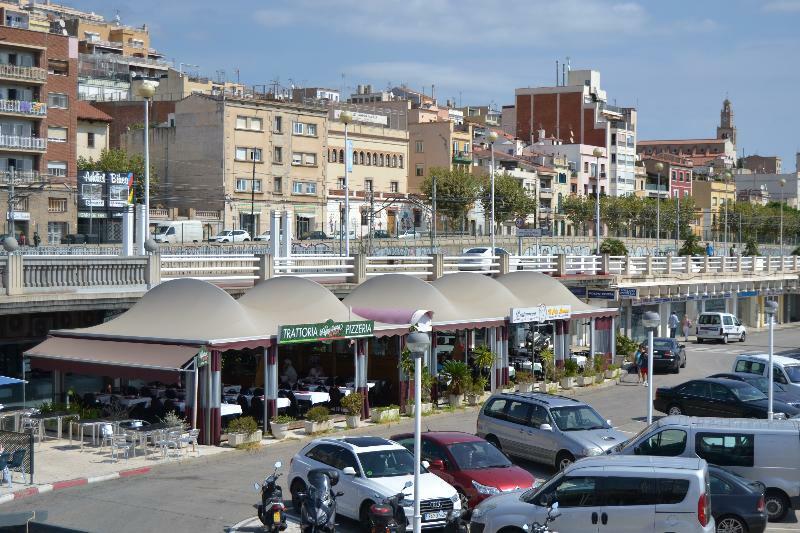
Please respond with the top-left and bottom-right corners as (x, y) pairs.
(390, 431), (535, 508)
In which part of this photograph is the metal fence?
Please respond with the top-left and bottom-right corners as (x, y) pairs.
(0, 430), (34, 484)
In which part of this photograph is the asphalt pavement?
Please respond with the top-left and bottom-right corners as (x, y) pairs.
(3, 326), (800, 532)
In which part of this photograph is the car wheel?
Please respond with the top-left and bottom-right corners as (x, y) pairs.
(359, 500), (375, 529)
(555, 451), (574, 471)
(765, 490), (790, 522)
(722, 334), (729, 344)
(244, 238), (250, 241)
(740, 332), (746, 342)
(697, 337), (703, 344)
(716, 515), (746, 533)
(680, 355), (686, 368)
(486, 435), (502, 451)
(671, 362), (680, 374)
(290, 478), (306, 512)
(667, 404), (683, 416)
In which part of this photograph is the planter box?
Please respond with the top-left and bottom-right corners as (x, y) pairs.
(304, 420), (333, 434)
(345, 415), (361, 428)
(467, 394), (487, 406)
(371, 408), (400, 424)
(560, 377), (575, 390)
(502, 387), (516, 394)
(577, 376), (594, 387)
(536, 382), (554, 393)
(595, 374), (605, 384)
(228, 429), (263, 446)
(405, 403), (433, 416)
(517, 382), (534, 393)
(448, 394), (464, 408)
(271, 423), (290, 440)
(605, 369), (619, 380)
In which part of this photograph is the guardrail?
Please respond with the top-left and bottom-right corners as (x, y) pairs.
(15, 255), (151, 294)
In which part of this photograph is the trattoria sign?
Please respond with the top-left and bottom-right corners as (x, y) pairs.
(279, 319), (375, 344)
(510, 305), (572, 323)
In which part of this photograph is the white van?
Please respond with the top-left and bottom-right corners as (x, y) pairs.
(153, 220), (203, 244)
(733, 353), (800, 395)
(614, 415), (800, 521)
(696, 312), (746, 343)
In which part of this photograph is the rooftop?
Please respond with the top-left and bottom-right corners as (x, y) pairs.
(639, 138), (728, 146)
(75, 100), (112, 122)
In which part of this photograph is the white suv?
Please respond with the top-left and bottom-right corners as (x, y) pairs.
(210, 229), (251, 243)
(696, 312), (746, 344)
(288, 436), (460, 530)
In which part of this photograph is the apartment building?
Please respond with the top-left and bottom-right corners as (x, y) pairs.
(527, 136), (608, 197)
(124, 93), (328, 237)
(472, 148), (539, 235)
(693, 176), (736, 240)
(75, 100), (110, 161)
(741, 154), (782, 175)
(325, 107), (410, 237)
(408, 119), (473, 194)
(641, 154), (693, 199)
(0, 22), (78, 244)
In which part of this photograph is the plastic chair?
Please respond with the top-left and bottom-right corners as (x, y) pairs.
(110, 435), (133, 462)
(7, 449), (25, 484)
(164, 431), (182, 459)
(0, 454), (9, 489)
(179, 429), (200, 457)
(99, 423), (115, 449)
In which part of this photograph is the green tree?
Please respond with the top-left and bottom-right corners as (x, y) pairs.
(480, 172), (537, 224)
(562, 195), (593, 236)
(600, 238), (627, 255)
(678, 233), (704, 256)
(420, 167), (481, 231)
(77, 148), (158, 204)
(744, 238), (759, 256)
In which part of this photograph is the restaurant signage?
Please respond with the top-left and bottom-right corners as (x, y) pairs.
(279, 319), (375, 344)
(587, 289), (616, 300)
(510, 304), (572, 323)
(618, 287), (638, 298)
(197, 346), (210, 368)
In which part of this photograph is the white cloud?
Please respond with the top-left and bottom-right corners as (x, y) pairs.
(763, 0), (800, 12)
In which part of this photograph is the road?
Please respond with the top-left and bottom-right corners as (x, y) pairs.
(4, 326), (800, 532)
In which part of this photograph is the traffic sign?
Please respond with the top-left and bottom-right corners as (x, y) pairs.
(515, 217), (525, 228)
(517, 228), (542, 237)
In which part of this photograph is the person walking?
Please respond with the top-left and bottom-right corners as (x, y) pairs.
(682, 314), (692, 342)
(637, 343), (649, 386)
(668, 312), (679, 338)
(33, 231), (40, 247)
(706, 242), (714, 256)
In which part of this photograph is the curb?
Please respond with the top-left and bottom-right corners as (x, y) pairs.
(0, 466), (151, 505)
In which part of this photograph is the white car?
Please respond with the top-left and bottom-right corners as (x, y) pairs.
(458, 247), (508, 271)
(288, 436), (461, 530)
(210, 229), (251, 243)
(254, 231), (272, 241)
(696, 312), (746, 344)
(398, 230), (425, 239)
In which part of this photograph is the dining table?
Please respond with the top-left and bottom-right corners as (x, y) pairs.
(124, 422), (183, 457)
(293, 391), (331, 405)
(26, 411), (79, 443)
(339, 382), (377, 396)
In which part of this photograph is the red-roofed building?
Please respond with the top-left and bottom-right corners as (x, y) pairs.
(76, 101), (112, 162)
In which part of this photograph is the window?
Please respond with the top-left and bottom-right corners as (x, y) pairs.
(709, 474), (735, 495)
(47, 126), (67, 142)
(505, 401), (531, 425)
(274, 176), (282, 193)
(636, 429), (687, 456)
(292, 122), (317, 136)
(398, 155), (403, 168)
(87, 132), (95, 149)
(415, 140), (424, 153)
(235, 178), (248, 192)
(305, 443), (338, 466)
(253, 179), (262, 193)
(483, 398), (508, 420)
(293, 122), (304, 135)
(421, 439), (448, 462)
(538, 476), (599, 508)
(415, 164), (424, 177)
(48, 197), (66, 213)
(273, 146), (283, 163)
(611, 153), (616, 164)
(604, 477), (657, 506)
(359, 152), (364, 165)
(235, 147), (262, 161)
(365, 179), (373, 192)
(695, 433), (754, 467)
(390, 181), (399, 193)
(337, 177), (345, 189)
(306, 123), (317, 136)
(47, 160), (66, 177)
(273, 116), (282, 133)
(305, 153), (317, 166)
(583, 161), (589, 173)
(678, 381), (710, 398)
(735, 359), (765, 376)
(235, 116), (263, 131)
(292, 181), (317, 195)
(529, 404), (549, 428)
(329, 447), (360, 473)
(611, 133), (616, 145)
(292, 153), (302, 165)
(47, 93), (68, 109)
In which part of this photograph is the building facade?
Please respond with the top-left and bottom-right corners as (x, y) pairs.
(75, 100), (110, 161)
(693, 177), (736, 240)
(642, 155), (693, 199)
(407, 120), (473, 194)
(741, 155), (782, 175)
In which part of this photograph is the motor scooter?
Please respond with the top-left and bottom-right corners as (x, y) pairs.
(368, 480), (412, 533)
(254, 461), (287, 532)
(522, 502), (561, 533)
(298, 468), (343, 533)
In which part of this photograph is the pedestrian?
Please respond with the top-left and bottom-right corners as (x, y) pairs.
(706, 242), (714, 256)
(682, 314), (692, 342)
(638, 344), (649, 386)
(668, 312), (679, 338)
(33, 231), (40, 248)
(729, 244), (736, 257)
(18, 233), (25, 246)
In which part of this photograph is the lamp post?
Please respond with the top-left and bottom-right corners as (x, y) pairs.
(592, 148), (603, 254)
(137, 82), (155, 255)
(488, 131), (498, 254)
(654, 162), (664, 255)
(340, 110), (353, 256)
(406, 330), (431, 533)
(642, 310), (660, 424)
(723, 170), (732, 255)
(779, 178), (786, 256)
(765, 300), (778, 420)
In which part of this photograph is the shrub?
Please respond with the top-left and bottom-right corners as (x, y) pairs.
(679, 234), (704, 256)
(441, 360), (472, 396)
(600, 238), (627, 256)
(159, 410), (185, 428)
(563, 359), (579, 378)
(228, 416), (258, 436)
(340, 392), (363, 416)
(744, 238), (759, 256)
(273, 415), (295, 425)
(470, 376), (488, 395)
(515, 370), (533, 383)
(616, 333), (638, 358)
(306, 406), (330, 423)
(593, 355), (606, 373)
(472, 345), (495, 369)
(373, 404), (400, 413)
(582, 363), (595, 377)
(539, 348), (555, 382)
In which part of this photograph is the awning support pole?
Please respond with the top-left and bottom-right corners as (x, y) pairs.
(192, 356), (198, 430)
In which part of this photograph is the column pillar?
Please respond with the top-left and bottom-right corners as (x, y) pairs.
(501, 325), (509, 385)
(4, 254), (22, 296)
(209, 350), (222, 446)
(610, 317), (617, 362)
(358, 339), (370, 419)
(257, 254), (274, 283)
(625, 300), (633, 337)
(270, 210), (281, 258)
(265, 345), (278, 434)
(281, 209), (293, 258)
(659, 302), (670, 337)
(431, 253), (444, 280)
(589, 317), (596, 361)
(145, 252), (160, 289)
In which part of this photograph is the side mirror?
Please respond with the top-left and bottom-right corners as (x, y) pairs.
(421, 460), (430, 469)
(606, 419), (612, 426)
(633, 446), (641, 455)
(429, 459), (445, 471)
(274, 460), (282, 469)
(403, 480), (413, 489)
(540, 423), (552, 432)
(253, 482), (261, 491)
(342, 467), (356, 476)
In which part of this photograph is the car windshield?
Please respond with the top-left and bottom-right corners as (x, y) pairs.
(155, 226), (170, 234)
(217, 231), (232, 236)
(465, 248), (488, 254)
(447, 441), (511, 470)
(785, 365), (800, 383)
(653, 339), (674, 350)
(730, 383), (767, 402)
(358, 449), (420, 478)
(549, 405), (607, 431)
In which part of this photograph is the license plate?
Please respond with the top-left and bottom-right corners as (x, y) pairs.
(273, 512), (281, 522)
(424, 511), (447, 521)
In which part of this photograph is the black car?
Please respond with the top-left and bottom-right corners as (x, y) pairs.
(709, 373), (800, 408)
(371, 230), (391, 239)
(300, 231), (330, 240)
(651, 337), (687, 373)
(709, 465), (767, 533)
(653, 378), (800, 419)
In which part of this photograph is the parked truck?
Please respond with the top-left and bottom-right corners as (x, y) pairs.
(153, 220), (203, 244)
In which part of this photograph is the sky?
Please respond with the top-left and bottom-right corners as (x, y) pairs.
(77, 0), (800, 171)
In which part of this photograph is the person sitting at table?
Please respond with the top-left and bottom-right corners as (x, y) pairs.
(281, 359), (298, 388)
(308, 361), (324, 380)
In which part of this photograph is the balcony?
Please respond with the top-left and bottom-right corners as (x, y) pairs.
(0, 99), (46, 118)
(0, 135), (46, 151)
(452, 151), (472, 164)
(0, 64), (47, 83)
(644, 183), (669, 192)
(0, 170), (44, 184)
(539, 207), (553, 214)
(539, 187), (553, 194)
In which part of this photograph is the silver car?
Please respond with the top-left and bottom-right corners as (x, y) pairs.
(476, 392), (627, 471)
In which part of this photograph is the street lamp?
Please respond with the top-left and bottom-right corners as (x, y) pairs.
(340, 110), (353, 256)
(654, 162), (664, 255)
(406, 330), (431, 533)
(488, 131), (498, 255)
(642, 310), (660, 424)
(723, 170), (732, 256)
(137, 82), (156, 255)
(779, 178), (786, 256)
(765, 300), (779, 419)
(592, 148), (603, 254)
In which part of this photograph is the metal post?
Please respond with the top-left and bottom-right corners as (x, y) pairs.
(431, 174), (436, 249)
(656, 171), (661, 254)
(647, 328), (654, 424)
(490, 146), (496, 253)
(344, 122), (350, 256)
(724, 176), (729, 255)
(768, 307), (775, 420)
(595, 154), (601, 254)
(8, 168), (14, 237)
(780, 188), (784, 257)
(675, 194), (680, 251)
(251, 155), (257, 237)
(192, 356), (198, 429)
(413, 349), (423, 533)
(142, 96), (151, 254)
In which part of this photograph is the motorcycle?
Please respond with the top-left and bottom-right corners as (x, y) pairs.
(368, 481), (467, 533)
(522, 502), (561, 533)
(298, 468), (343, 533)
(254, 460), (287, 532)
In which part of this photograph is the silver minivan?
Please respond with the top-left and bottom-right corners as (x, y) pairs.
(733, 353), (800, 395)
(613, 415), (800, 521)
(470, 455), (714, 533)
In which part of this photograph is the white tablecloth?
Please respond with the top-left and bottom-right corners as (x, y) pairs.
(221, 404), (243, 417)
(276, 397), (290, 409)
(96, 394), (151, 408)
(293, 391), (330, 404)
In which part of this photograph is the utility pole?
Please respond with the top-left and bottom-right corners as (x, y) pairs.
(430, 174), (436, 250)
(7, 168), (15, 237)
(251, 153), (257, 237)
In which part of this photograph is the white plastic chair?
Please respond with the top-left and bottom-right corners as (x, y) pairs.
(110, 435), (133, 462)
(99, 423), (115, 449)
(179, 429), (200, 457)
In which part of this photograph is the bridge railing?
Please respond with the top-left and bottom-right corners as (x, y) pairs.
(14, 255), (151, 294)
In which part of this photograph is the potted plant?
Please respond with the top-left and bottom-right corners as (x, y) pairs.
(226, 416), (263, 446)
(605, 363), (620, 380)
(341, 392), (363, 428)
(371, 404), (401, 424)
(271, 415), (294, 439)
(577, 364), (595, 387)
(594, 355), (606, 383)
(560, 359), (578, 390)
(304, 406), (333, 434)
(515, 371), (534, 393)
(405, 368), (434, 416)
(441, 360), (471, 408)
(467, 376), (488, 406)
(615, 332), (637, 368)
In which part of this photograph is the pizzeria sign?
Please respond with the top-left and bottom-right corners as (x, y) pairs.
(279, 319), (375, 344)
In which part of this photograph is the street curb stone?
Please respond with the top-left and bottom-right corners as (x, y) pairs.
(0, 466), (151, 504)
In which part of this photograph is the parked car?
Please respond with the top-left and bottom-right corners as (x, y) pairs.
(696, 312), (746, 343)
(469, 455), (715, 533)
(708, 465), (767, 533)
(653, 378), (800, 419)
(254, 231), (272, 241)
(650, 337), (687, 373)
(372, 230), (391, 239)
(210, 229), (251, 243)
(288, 436), (460, 530)
(613, 415), (800, 521)
(458, 247), (508, 271)
(476, 392), (627, 471)
(390, 431), (536, 508)
(301, 231), (330, 240)
(732, 353), (800, 395)
(60, 233), (87, 244)
(153, 220), (203, 244)
(398, 229), (424, 239)
(709, 373), (800, 408)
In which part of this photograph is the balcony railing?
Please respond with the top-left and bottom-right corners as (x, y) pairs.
(539, 187), (553, 194)
(0, 135), (46, 151)
(0, 169), (43, 184)
(452, 151), (472, 164)
(644, 183), (669, 192)
(0, 99), (46, 117)
(0, 63), (47, 82)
